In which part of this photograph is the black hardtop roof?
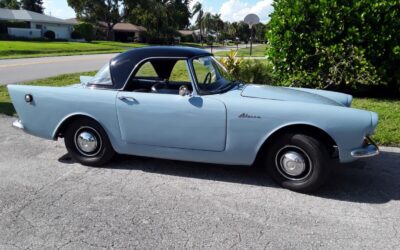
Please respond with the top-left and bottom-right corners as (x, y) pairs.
(116, 46), (211, 59)
(110, 46), (212, 88)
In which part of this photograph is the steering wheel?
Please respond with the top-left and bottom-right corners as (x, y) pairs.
(203, 72), (212, 85)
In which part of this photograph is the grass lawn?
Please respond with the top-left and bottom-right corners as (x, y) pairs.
(0, 41), (148, 59)
(214, 44), (267, 57)
(352, 98), (400, 146)
(181, 42), (236, 48)
(1, 73), (399, 146)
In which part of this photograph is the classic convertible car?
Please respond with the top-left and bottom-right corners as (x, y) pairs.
(8, 46), (379, 192)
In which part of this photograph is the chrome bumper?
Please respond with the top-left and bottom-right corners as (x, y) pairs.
(351, 137), (379, 158)
(12, 119), (24, 129)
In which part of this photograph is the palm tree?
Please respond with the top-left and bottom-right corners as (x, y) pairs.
(191, 2), (204, 45)
(212, 13), (223, 41)
(202, 12), (212, 34)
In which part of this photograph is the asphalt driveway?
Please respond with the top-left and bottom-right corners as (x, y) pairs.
(0, 115), (399, 249)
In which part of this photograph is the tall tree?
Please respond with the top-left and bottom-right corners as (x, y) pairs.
(67, 0), (125, 40)
(0, 0), (20, 9)
(21, 0), (43, 13)
(211, 13), (223, 40)
(126, 0), (191, 42)
(191, 1), (204, 44)
(253, 23), (266, 43)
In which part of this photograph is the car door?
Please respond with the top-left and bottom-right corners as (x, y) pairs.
(115, 59), (227, 151)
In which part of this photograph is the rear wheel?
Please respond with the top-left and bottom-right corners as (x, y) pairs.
(264, 133), (331, 193)
(64, 118), (115, 166)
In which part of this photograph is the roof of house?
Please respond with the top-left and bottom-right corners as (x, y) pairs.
(0, 8), (74, 25)
(178, 30), (194, 36)
(64, 18), (78, 24)
(98, 21), (146, 32)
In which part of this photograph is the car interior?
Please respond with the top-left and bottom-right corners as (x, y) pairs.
(124, 58), (193, 95)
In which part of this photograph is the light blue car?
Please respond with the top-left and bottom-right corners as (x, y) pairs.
(8, 46), (379, 192)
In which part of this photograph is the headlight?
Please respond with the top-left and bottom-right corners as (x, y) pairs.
(370, 112), (379, 134)
(347, 95), (353, 107)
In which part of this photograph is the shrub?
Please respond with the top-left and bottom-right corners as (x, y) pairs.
(43, 30), (55, 40)
(239, 59), (276, 85)
(70, 30), (82, 39)
(219, 50), (276, 84)
(267, 0), (400, 96)
(180, 35), (194, 43)
(74, 23), (94, 42)
(219, 50), (242, 79)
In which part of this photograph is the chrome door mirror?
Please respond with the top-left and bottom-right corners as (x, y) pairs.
(179, 85), (191, 97)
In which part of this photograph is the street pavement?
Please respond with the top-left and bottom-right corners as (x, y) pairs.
(0, 54), (117, 85)
(0, 44), (260, 85)
(0, 115), (399, 249)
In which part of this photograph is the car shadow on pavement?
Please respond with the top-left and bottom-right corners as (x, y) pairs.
(314, 150), (400, 204)
(0, 102), (15, 116)
(59, 150), (400, 204)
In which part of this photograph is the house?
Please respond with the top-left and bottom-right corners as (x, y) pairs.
(98, 22), (146, 42)
(177, 29), (200, 43)
(67, 18), (147, 42)
(0, 8), (74, 39)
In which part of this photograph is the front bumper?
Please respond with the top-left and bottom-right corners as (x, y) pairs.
(12, 119), (24, 129)
(351, 137), (379, 158)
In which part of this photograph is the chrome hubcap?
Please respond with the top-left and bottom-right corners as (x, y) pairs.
(77, 131), (98, 153)
(280, 151), (306, 176)
(275, 146), (312, 180)
(74, 127), (102, 157)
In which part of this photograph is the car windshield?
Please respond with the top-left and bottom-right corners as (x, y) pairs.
(89, 63), (112, 85)
(192, 56), (235, 94)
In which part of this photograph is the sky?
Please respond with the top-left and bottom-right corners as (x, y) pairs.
(44, 0), (274, 23)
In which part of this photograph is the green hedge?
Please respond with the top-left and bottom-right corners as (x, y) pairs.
(266, 0), (400, 97)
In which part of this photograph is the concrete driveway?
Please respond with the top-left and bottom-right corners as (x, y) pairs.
(0, 115), (399, 249)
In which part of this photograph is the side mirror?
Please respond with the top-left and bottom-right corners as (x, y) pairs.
(179, 85), (191, 97)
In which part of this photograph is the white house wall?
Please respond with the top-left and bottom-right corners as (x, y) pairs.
(30, 21), (72, 39)
(8, 27), (41, 38)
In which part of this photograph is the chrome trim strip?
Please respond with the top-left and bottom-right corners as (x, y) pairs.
(12, 119), (24, 129)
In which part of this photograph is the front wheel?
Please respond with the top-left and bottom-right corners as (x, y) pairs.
(64, 118), (115, 166)
(264, 133), (331, 193)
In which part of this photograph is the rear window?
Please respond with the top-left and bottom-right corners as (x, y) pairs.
(90, 63), (112, 85)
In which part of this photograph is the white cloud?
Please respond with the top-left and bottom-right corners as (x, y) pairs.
(219, 0), (274, 23)
(42, 0), (76, 19)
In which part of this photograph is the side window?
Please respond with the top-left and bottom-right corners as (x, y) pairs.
(192, 58), (217, 86)
(126, 59), (193, 95)
(169, 60), (191, 82)
(135, 62), (158, 78)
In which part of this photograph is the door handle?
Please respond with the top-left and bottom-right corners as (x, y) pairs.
(118, 96), (137, 102)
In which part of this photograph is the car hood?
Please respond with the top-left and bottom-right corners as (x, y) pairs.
(240, 84), (352, 107)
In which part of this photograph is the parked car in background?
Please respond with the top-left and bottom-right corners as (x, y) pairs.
(8, 46), (379, 192)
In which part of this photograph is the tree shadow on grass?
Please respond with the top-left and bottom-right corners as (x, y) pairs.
(59, 149), (400, 204)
